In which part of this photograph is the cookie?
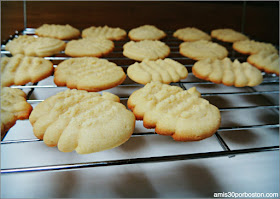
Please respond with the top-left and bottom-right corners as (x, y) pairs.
(5, 35), (66, 57)
(1, 87), (33, 138)
(82, 25), (126, 40)
(179, 40), (228, 60)
(123, 40), (170, 61)
(127, 58), (188, 84)
(247, 51), (279, 75)
(65, 37), (114, 57)
(192, 58), (263, 87)
(128, 25), (166, 41)
(1, 54), (54, 87)
(173, 27), (211, 41)
(211, 28), (249, 42)
(127, 82), (221, 141)
(35, 24), (80, 40)
(233, 40), (278, 55)
(54, 57), (126, 91)
(29, 89), (135, 154)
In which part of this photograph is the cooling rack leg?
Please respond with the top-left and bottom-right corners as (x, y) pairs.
(214, 133), (235, 158)
(25, 82), (38, 100)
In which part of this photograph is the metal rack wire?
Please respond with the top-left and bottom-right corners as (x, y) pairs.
(1, 29), (279, 174)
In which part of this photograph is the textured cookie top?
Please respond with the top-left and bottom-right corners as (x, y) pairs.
(179, 40), (228, 60)
(192, 58), (263, 87)
(173, 27), (211, 41)
(233, 40), (278, 55)
(128, 25), (166, 41)
(35, 24), (80, 40)
(247, 51), (279, 75)
(54, 57), (126, 91)
(127, 82), (221, 141)
(1, 54), (53, 87)
(82, 25), (126, 40)
(29, 89), (135, 154)
(123, 40), (170, 61)
(65, 37), (114, 57)
(1, 87), (32, 136)
(211, 28), (249, 42)
(127, 58), (188, 84)
(5, 35), (66, 57)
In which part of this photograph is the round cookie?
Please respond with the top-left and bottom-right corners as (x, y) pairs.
(127, 58), (188, 84)
(247, 50), (279, 75)
(211, 28), (249, 42)
(5, 35), (65, 57)
(54, 57), (126, 91)
(65, 37), (114, 57)
(127, 81), (221, 141)
(1, 87), (33, 138)
(179, 40), (228, 60)
(123, 40), (170, 61)
(192, 58), (263, 87)
(128, 25), (166, 41)
(82, 25), (126, 41)
(1, 54), (54, 87)
(233, 40), (278, 55)
(29, 89), (135, 154)
(35, 24), (80, 40)
(173, 27), (211, 41)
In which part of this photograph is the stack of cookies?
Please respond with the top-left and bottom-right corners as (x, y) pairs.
(2, 23), (277, 154)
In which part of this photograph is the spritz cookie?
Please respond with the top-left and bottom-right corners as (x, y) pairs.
(1, 54), (53, 87)
(192, 58), (263, 87)
(123, 40), (170, 61)
(127, 58), (188, 84)
(233, 40), (278, 55)
(35, 24), (80, 40)
(65, 37), (114, 57)
(128, 25), (166, 41)
(173, 27), (211, 41)
(211, 28), (249, 42)
(54, 57), (126, 91)
(127, 82), (221, 141)
(82, 25), (126, 40)
(247, 51), (279, 75)
(5, 35), (66, 57)
(29, 89), (135, 154)
(1, 87), (33, 138)
(179, 40), (228, 60)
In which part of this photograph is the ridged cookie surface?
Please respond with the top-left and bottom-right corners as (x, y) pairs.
(128, 25), (166, 41)
(173, 27), (211, 41)
(211, 28), (249, 42)
(127, 82), (221, 141)
(1, 54), (53, 87)
(65, 37), (114, 57)
(82, 25), (126, 40)
(127, 58), (188, 84)
(54, 57), (126, 91)
(35, 24), (80, 40)
(1, 87), (33, 138)
(192, 58), (263, 87)
(29, 89), (135, 154)
(5, 35), (66, 57)
(179, 40), (228, 60)
(233, 40), (278, 55)
(247, 51), (279, 75)
(123, 40), (170, 61)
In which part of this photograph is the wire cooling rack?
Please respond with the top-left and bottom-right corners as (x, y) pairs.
(1, 29), (279, 174)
